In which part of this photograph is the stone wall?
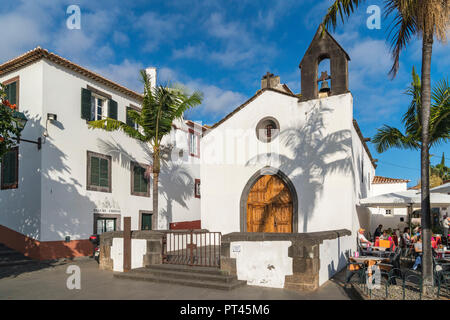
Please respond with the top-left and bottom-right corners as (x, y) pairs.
(99, 230), (164, 271)
(221, 229), (351, 291)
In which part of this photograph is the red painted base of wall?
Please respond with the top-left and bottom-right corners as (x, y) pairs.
(0, 225), (92, 260)
(169, 220), (201, 230)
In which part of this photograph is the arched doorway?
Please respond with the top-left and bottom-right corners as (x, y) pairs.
(240, 167), (297, 233)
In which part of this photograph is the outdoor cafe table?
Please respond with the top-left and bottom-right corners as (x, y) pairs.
(350, 256), (388, 264)
(435, 249), (450, 259)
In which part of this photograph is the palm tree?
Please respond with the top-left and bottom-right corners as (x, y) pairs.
(322, 0), (449, 288)
(89, 70), (203, 229)
(373, 67), (449, 153)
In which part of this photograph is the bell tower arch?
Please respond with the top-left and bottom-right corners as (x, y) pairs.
(299, 25), (350, 101)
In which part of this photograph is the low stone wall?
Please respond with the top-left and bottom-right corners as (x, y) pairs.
(220, 229), (351, 291)
(99, 230), (164, 271)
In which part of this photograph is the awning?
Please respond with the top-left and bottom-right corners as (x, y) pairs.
(430, 182), (450, 194)
(360, 190), (450, 208)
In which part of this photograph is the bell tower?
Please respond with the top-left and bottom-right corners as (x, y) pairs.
(299, 25), (350, 101)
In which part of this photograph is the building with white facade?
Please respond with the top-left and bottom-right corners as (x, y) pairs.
(0, 48), (203, 260)
(1, 27), (416, 291)
(368, 176), (410, 234)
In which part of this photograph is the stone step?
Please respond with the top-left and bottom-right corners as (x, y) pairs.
(0, 249), (20, 255)
(0, 253), (28, 262)
(146, 264), (228, 276)
(114, 271), (247, 291)
(0, 259), (38, 268)
(131, 267), (237, 283)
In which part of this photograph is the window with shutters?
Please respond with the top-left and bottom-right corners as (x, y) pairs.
(189, 129), (200, 157)
(3, 76), (19, 110)
(126, 105), (140, 130)
(87, 151), (111, 192)
(81, 87), (117, 122)
(1, 147), (19, 190)
(131, 162), (150, 197)
(91, 94), (108, 121)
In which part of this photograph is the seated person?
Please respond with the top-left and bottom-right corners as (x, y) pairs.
(379, 230), (390, 241)
(412, 236), (423, 271)
(358, 228), (372, 249)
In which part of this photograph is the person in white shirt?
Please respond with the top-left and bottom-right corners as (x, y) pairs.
(443, 216), (449, 239)
(358, 228), (372, 248)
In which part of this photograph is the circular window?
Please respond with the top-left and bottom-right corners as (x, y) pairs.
(256, 117), (280, 142)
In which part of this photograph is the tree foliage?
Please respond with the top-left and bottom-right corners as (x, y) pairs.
(0, 85), (21, 159)
(372, 67), (449, 153)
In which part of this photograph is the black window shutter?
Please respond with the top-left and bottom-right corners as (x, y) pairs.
(126, 107), (134, 127)
(81, 88), (92, 120)
(99, 158), (109, 187)
(90, 156), (100, 186)
(2, 149), (17, 185)
(108, 99), (118, 120)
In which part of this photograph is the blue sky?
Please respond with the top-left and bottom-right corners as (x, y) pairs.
(1, 0), (448, 186)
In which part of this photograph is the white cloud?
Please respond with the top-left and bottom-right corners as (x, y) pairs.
(92, 60), (145, 93)
(158, 67), (247, 122)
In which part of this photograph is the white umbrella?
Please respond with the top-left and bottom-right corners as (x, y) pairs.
(430, 182), (450, 194)
(360, 189), (450, 208)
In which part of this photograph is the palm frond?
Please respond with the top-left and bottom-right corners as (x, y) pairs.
(88, 118), (147, 142)
(372, 125), (420, 153)
(385, 1), (417, 78)
(321, 0), (365, 31)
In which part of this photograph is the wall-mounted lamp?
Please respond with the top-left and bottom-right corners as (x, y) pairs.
(47, 113), (57, 122)
(44, 113), (58, 137)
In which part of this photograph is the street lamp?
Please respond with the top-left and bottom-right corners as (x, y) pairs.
(12, 111), (41, 150)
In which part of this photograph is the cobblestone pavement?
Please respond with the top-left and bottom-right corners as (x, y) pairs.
(0, 259), (359, 300)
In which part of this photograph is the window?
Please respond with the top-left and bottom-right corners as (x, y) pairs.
(91, 95), (108, 121)
(385, 209), (392, 215)
(3, 76), (19, 110)
(87, 151), (111, 192)
(96, 218), (116, 234)
(140, 211), (153, 230)
(195, 179), (200, 198)
(131, 162), (150, 197)
(256, 117), (279, 142)
(189, 130), (200, 157)
(1, 147), (18, 190)
(126, 105), (140, 130)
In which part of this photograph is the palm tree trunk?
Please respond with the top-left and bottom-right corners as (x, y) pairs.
(152, 148), (160, 230)
(153, 171), (159, 230)
(420, 29), (433, 288)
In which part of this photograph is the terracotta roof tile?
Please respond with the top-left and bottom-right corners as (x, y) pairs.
(0, 47), (143, 102)
(372, 175), (410, 184)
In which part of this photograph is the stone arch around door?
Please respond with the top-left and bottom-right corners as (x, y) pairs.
(240, 167), (298, 233)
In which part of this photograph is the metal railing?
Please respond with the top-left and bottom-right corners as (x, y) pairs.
(162, 231), (221, 268)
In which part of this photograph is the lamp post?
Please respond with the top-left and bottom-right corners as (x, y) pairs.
(12, 111), (41, 150)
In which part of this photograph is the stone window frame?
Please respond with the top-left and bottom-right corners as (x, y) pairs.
(255, 117), (280, 143)
(3, 76), (20, 110)
(194, 179), (200, 199)
(93, 213), (121, 234)
(130, 161), (151, 197)
(139, 210), (154, 230)
(86, 150), (112, 193)
(1, 146), (19, 190)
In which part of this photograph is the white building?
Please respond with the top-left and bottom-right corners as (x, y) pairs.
(368, 176), (410, 234)
(0, 48), (203, 260)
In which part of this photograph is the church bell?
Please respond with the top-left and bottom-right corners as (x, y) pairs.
(319, 80), (330, 93)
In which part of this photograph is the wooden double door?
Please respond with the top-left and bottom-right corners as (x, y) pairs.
(246, 175), (293, 233)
